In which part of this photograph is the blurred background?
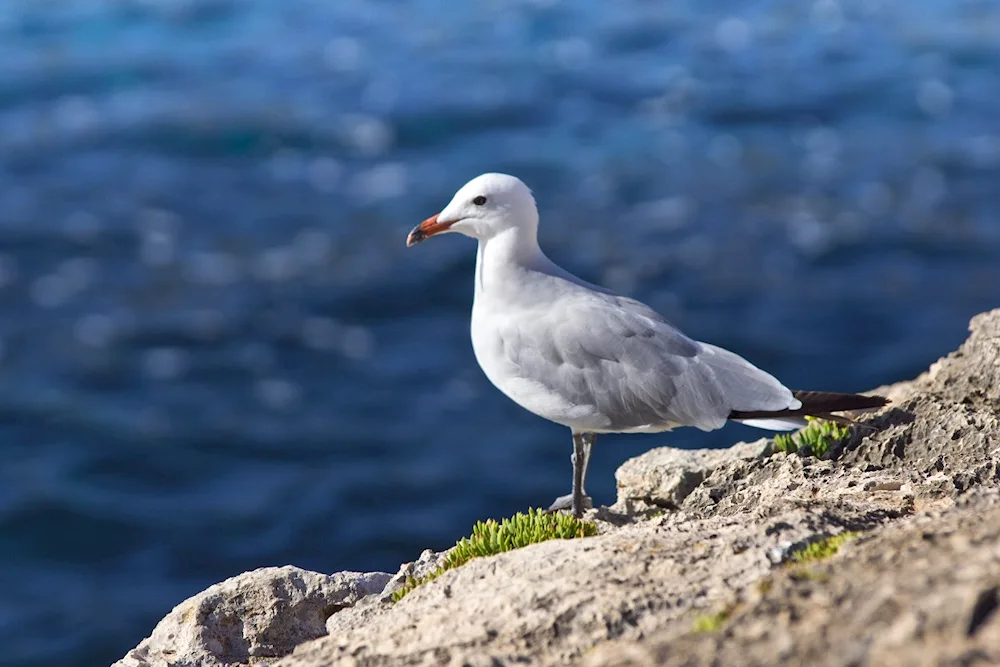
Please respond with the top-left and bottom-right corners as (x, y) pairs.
(0, 0), (998, 665)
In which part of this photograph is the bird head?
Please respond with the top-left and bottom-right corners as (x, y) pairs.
(406, 173), (538, 247)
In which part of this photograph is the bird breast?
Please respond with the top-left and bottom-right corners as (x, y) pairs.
(470, 299), (614, 431)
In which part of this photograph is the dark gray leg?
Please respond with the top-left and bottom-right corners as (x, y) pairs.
(547, 432), (595, 517)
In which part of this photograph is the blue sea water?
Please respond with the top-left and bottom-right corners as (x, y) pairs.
(0, 1), (998, 665)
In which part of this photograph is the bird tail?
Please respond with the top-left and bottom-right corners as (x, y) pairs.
(729, 390), (888, 431)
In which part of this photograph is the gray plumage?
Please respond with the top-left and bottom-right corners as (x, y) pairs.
(472, 270), (799, 435)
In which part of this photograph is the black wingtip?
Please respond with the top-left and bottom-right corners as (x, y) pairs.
(790, 390), (889, 413)
(729, 390), (889, 421)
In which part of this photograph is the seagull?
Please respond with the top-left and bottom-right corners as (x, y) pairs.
(406, 173), (887, 518)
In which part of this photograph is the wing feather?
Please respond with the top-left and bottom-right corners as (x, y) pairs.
(498, 291), (798, 432)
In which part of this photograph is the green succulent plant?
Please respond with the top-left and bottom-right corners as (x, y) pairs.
(773, 417), (852, 458)
(692, 607), (732, 633)
(789, 531), (860, 565)
(393, 508), (598, 601)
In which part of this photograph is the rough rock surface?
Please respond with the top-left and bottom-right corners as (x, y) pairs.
(114, 566), (391, 667)
(116, 309), (1000, 667)
(584, 491), (1000, 667)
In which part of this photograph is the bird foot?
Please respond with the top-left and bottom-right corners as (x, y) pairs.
(546, 493), (593, 516)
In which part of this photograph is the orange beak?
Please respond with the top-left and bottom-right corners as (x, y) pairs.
(406, 214), (455, 247)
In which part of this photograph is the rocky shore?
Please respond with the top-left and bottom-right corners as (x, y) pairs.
(115, 309), (1000, 667)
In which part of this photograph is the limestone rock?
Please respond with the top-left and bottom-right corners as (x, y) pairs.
(114, 566), (391, 667)
(583, 493), (1000, 667)
(614, 439), (768, 512)
(381, 547), (452, 601)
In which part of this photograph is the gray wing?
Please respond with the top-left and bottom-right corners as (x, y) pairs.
(503, 293), (798, 432)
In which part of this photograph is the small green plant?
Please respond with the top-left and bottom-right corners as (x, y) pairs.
(692, 606), (733, 633)
(392, 508), (598, 601)
(773, 417), (851, 458)
(788, 531), (859, 565)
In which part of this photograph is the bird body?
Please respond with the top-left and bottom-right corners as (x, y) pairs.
(469, 238), (796, 435)
(407, 173), (887, 516)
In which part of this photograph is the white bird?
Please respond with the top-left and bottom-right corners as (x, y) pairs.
(406, 173), (886, 517)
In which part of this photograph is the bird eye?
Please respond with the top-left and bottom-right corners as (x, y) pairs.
(473, 195), (487, 206)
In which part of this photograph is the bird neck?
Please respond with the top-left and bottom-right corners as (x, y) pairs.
(474, 227), (546, 295)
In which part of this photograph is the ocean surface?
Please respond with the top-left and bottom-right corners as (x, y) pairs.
(0, 1), (998, 665)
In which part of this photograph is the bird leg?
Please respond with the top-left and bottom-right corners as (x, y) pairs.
(547, 432), (595, 517)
